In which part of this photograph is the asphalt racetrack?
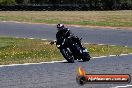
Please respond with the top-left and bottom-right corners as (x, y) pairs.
(0, 22), (132, 88)
(0, 22), (132, 46)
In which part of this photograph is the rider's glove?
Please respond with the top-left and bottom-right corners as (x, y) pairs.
(50, 40), (57, 45)
(50, 41), (55, 45)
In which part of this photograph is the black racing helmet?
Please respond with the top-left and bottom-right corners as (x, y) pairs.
(57, 24), (65, 30)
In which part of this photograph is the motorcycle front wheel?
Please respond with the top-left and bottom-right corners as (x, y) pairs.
(82, 52), (91, 62)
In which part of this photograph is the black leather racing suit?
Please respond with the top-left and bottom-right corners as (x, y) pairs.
(56, 28), (82, 48)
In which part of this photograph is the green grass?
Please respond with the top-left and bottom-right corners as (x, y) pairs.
(0, 37), (132, 65)
(0, 11), (132, 27)
(85, 44), (132, 56)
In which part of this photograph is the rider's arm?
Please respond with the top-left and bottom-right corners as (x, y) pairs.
(64, 28), (74, 38)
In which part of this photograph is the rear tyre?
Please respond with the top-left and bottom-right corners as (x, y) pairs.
(60, 48), (74, 63)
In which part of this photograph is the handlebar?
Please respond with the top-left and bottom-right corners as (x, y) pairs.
(80, 38), (82, 41)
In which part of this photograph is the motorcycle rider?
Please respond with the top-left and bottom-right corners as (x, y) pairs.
(50, 24), (90, 62)
(55, 24), (82, 48)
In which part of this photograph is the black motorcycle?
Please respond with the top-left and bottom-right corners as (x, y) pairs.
(51, 37), (91, 63)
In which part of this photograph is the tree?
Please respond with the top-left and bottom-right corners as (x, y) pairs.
(0, 0), (16, 5)
(15, 0), (23, 4)
(15, 0), (31, 5)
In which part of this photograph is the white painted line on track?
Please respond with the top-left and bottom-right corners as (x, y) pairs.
(110, 45), (116, 46)
(13, 37), (48, 41)
(83, 43), (122, 47)
(92, 56), (107, 59)
(98, 44), (106, 45)
(0, 60), (67, 67)
(29, 38), (35, 39)
(92, 53), (132, 59)
(51, 60), (67, 63)
(2, 21), (132, 30)
(1, 53), (131, 68)
(1, 21), (57, 26)
(1, 21), (36, 24)
(4, 36), (130, 48)
(109, 55), (117, 57)
(41, 39), (47, 40)
(83, 43), (89, 44)
(111, 85), (132, 88)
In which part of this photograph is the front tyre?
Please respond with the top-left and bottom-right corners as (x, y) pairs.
(60, 48), (74, 63)
(82, 52), (91, 62)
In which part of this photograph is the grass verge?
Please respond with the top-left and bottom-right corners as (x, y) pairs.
(0, 37), (132, 65)
(0, 11), (132, 27)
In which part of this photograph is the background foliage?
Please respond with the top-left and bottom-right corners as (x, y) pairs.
(0, 0), (16, 5)
(0, 0), (132, 10)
